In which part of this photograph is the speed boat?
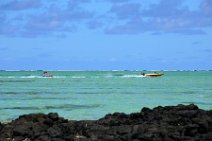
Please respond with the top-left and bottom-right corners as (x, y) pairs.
(42, 72), (53, 78)
(142, 73), (164, 77)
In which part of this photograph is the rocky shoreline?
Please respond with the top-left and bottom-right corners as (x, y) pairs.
(0, 104), (212, 141)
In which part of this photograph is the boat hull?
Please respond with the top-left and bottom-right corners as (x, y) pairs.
(144, 73), (164, 77)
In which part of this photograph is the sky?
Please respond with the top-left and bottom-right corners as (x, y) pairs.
(0, 0), (212, 70)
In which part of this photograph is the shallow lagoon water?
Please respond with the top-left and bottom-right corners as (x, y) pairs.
(0, 70), (212, 121)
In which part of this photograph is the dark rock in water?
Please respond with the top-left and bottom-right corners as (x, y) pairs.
(0, 104), (211, 141)
(0, 122), (3, 131)
(48, 112), (59, 121)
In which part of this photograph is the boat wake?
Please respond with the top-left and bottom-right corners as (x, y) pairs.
(0, 76), (66, 79)
(121, 75), (146, 78)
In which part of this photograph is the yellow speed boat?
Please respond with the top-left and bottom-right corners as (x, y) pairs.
(142, 73), (164, 77)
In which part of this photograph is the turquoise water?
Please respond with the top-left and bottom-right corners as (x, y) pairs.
(0, 70), (212, 121)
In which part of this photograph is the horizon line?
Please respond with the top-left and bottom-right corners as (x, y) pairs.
(0, 69), (212, 72)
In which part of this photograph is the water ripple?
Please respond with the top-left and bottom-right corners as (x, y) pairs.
(182, 102), (212, 106)
(0, 104), (101, 110)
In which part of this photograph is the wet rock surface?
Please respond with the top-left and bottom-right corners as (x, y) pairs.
(0, 104), (211, 141)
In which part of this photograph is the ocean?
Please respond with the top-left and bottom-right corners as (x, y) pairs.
(0, 70), (212, 122)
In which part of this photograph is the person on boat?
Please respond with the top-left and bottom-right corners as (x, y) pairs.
(42, 72), (53, 77)
(42, 72), (49, 77)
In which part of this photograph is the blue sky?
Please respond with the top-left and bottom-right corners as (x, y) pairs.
(0, 0), (212, 70)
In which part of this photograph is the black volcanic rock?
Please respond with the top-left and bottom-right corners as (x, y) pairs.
(0, 104), (211, 141)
